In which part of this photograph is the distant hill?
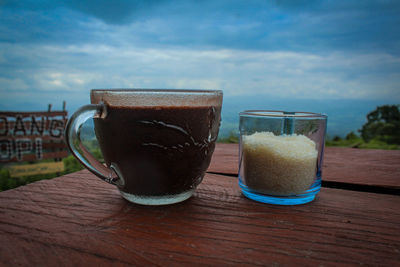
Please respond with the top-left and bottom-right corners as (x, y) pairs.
(218, 95), (397, 138)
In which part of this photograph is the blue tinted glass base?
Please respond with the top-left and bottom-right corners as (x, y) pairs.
(119, 189), (194, 205)
(239, 181), (320, 205)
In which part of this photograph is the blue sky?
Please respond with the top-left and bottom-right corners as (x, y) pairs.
(0, 0), (399, 116)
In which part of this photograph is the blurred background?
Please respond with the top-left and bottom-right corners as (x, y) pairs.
(1, 0), (399, 190)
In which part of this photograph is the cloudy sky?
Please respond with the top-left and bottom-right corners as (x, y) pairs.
(0, 0), (399, 113)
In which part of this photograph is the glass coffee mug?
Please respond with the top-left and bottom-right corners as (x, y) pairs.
(65, 89), (223, 205)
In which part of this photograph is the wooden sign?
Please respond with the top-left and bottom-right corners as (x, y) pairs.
(0, 103), (68, 163)
(8, 161), (65, 177)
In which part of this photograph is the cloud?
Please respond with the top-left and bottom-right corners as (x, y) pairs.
(1, 42), (399, 110)
(1, 0), (400, 54)
(64, 0), (167, 25)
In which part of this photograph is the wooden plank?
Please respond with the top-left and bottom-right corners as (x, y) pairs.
(0, 111), (67, 117)
(208, 144), (400, 189)
(7, 161), (64, 177)
(0, 135), (65, 141)
(1, 150), (68, 163)
(0, 139), (67, 149)
(322, 147), (400, 189)
(41, 142), (68, 149)
(0, 170), (399, 266)
(208, 143), (238, 174)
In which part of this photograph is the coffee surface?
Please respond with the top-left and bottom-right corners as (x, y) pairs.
(94, 105), (220, 196)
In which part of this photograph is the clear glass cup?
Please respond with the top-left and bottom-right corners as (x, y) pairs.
(239, 110), (327, 205)
(65, 89), (223, 205)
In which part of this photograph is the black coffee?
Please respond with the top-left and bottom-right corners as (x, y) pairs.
(94, 105), (221, 196)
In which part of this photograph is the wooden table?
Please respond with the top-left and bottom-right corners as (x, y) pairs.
(1, 144), (399, 266)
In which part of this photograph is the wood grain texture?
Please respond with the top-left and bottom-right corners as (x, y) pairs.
(1, 170), (399, 266)
(209, 144), (400, 189)
(0, 111), (67, 117)
(208, 143), (238, 175)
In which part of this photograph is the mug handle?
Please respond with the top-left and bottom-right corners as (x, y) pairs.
(64, 104), (124, 187)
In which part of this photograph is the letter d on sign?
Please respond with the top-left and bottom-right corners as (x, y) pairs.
(0, 117), (8, 136)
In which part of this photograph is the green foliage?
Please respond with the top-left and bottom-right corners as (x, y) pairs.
(327, 105), (399, 149)
(63, 155), (84, 173)
(360, 105), (400, 144)
(0, 145), (103, 191)
(345, 131), (358, 140)
(326, 134), (399, 150)
(0, 156), (84, 192)
(0, 168), (58, 191)
(332, 136), (342, 141)
(217, 131), (239, 143)
(357, 138), (399, 150)
(0, 169), (15, 191)
(326, 134), (363, 148)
